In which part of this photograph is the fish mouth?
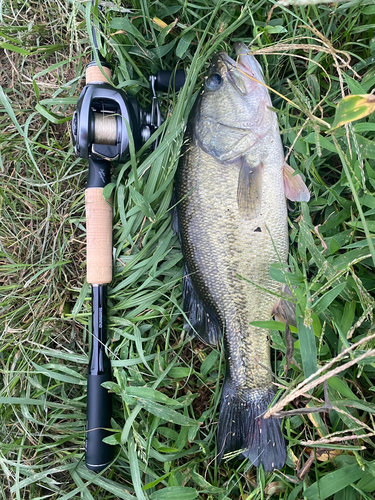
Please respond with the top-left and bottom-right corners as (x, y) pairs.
(234, 42), (264, 79)
(212, 43), (264, 91)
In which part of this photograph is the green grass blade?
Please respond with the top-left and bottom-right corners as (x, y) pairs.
(304, 463), (366, 500)
(129, 436), (149, 500)
(297, 314), (318, 379)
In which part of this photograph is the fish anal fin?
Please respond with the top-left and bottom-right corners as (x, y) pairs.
(283, 163), (310, 202)
(237, 158), (263, 219)
(182, 266), (222, 346)
(217, 377), (286, 471)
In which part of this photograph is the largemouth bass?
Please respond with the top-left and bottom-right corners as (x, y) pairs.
(173, 43), (309, 471)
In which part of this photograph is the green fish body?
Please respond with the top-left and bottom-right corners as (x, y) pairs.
(173, 44), (309, 471)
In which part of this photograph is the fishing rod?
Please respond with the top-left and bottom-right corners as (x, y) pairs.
(71, 0), (185, 471)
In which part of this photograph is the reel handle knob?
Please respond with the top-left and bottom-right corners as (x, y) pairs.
(154, 69), (185, 92)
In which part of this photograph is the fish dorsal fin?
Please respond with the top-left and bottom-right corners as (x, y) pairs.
(237, 158), (263, 219)
(283, 163), (310, 202)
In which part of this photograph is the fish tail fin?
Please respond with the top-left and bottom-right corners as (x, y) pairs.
(217, 377), (286, 472)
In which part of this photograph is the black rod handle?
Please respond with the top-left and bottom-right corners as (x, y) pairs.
(85, 372), (113, 471)
(85, 285), (113, 471)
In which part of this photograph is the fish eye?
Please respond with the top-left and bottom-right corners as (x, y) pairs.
(205, 73), (223, 91)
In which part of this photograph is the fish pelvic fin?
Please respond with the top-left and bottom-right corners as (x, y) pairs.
(283, 163), (310, 202)
(273, 285), (297, 328)
(217, 378), (286, 472)
(182, 265), (223, 345)
(237, 158), (263, 219)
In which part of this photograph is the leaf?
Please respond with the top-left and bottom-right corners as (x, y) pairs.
(152, 17), (168, 29)
(304, 463), (365, 499)
(33, 60), (72, 80)
(0, 397), (47, 406)
(10, 463), (79, 494)
(250, 320), (298, 334)
(343, 74), (366, 95)
(129, 437), (148, 500)
(150, 40), (176, 59)
(128, 185), (156, 221)
(330, 95), (375, 131)
(314, 449), (342, 462)
(263, 25), (287, 34)
(31, 361), (86, 385)
(287, 484), (303, 500)
(189, 470), (224, 494)
(329, 238), (341, 254)
(200, 349), (219, 376)
(125, 386), (183, 407)
(168, 367), (191, 378)
(355, 134), (375, 160)
(305, 133), (337, 152)
(328, 376), (359, 400)
(150, 487), (198, 500)
(297, 314), (317, 379)
(356, 472), (375, 494)
(110, 17), (146, 43)
(71, 280), (90, 317)
(363, 5), (375, 14)
(311, 283), (347, 315)
(103, 182), (116, 200)
(75, 463), (136, 499)
(35, 103), (72, 124)
(136, 398), (198, 426)
(176, 31), (196, 59)
(0, 42), (31, 55)
(331, 399), (375, 414)
(0, 86), (25, 137)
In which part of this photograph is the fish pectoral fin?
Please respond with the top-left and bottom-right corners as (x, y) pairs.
(283, 163), (310, 202)
(182, 266), (222, 346)
(237, 158), (263, 219)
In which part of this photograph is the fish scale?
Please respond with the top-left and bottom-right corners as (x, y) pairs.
(173, 44), (309, 471)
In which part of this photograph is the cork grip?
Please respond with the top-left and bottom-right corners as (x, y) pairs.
(85, 188), (113, 284)
(86, 65), (112, 84)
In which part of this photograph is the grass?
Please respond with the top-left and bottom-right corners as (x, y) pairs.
(1, 0), (375, 498)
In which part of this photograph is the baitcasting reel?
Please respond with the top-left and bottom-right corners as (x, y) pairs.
(72, 64), (185, 169)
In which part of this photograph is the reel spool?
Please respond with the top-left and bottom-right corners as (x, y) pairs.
(93, 113), (117, 146)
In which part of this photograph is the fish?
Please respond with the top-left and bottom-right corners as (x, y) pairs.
(172, 43), (309, 471)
